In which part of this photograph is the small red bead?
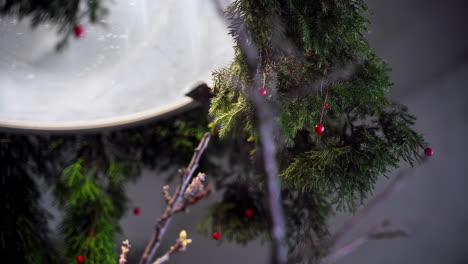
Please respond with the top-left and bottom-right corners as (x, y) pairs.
(133, 207), (141, 215)
(314, 124), (325, 134)
(245, 208), (254, 218)
(212, 231), (221, 240)
(74, 24), (85, 38)
(76, 255), (85, 264)
(424, 148), (434, 156)
(260, 88), (267, 96)
(323, 104), (330, 108)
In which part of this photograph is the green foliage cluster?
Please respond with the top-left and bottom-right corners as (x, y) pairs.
(209, 0), (427, 213)
(0, 135), (58, 264)
(54, 159), (128, 264)
(199, 179), (331, 261)
(44, 112), (209, 263)
(206, 1), (429, 258)
(198, 179), (270, 245)
(133, 111), (207, 159)
(0, 109), (212, 264)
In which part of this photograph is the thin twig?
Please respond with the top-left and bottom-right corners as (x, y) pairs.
(153, 230), (192, 264)
(161, 187), (213, 222)
(140, 133), (211, 264)
(322, 221), (408, 264)
(163, 185), (171, 204)
(328, 168), (416, 248)
(118, 240), (131, 264)
(286, 167), (425, 262)
(182, 187), (212, 207)
(152, 242), (183, 264)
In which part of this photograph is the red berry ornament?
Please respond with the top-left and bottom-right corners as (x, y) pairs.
(212, 231), (221, 240)
(133, 207), (141, 215)
(74, 24), (85, 38)
(314, 124), (325, 134)
(245, 208), (254, 218)
(76, 255), (85, 264)
(424, 147), (434, 156)
(260, 88), (267, 96)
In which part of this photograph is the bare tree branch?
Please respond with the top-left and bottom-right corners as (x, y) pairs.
(152, 243), (183, 264)
(322, 221), (408, 264)
(152, 230), (192, 264)
(328, 168), (416, 248)
(152, 244), (181, 264)
(140, 133), (211, 264)
(213, 2), (288, 263)
(161, 187), (213, 222)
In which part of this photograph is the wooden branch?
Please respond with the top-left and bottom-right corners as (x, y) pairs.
(257, 102), (288, 264)
(214, 2), (288, 263)
(118, 240), (131, 264)
(139, 133), (211, 264)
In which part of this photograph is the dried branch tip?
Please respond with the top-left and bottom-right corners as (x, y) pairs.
(152, 231), (192, 264)
(119, 239), (131, 264)
(163, 185), (171, 203)
(184, 173), (206, 199)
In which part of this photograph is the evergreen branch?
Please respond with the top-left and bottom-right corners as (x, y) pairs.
(118, 240), (131, 264)
(140, 133), (211, 264)
(212, 1), (428, 263)
(322, 221), (408, 264)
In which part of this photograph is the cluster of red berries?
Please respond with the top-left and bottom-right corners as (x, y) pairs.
(312, 104), (434, 157)
(212, 208), (255, 241)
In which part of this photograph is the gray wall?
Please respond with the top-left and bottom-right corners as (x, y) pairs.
(332, 0), (468, 263)
(41, 0), (468, 263)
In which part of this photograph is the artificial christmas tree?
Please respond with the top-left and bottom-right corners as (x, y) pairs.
(0, 0), (433, 264)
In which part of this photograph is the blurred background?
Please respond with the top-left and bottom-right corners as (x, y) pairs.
(0, 0), (232, 124)
(2, 0), (467, 263)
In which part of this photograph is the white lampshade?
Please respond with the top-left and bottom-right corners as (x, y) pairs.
(0, 0), (233, 131)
